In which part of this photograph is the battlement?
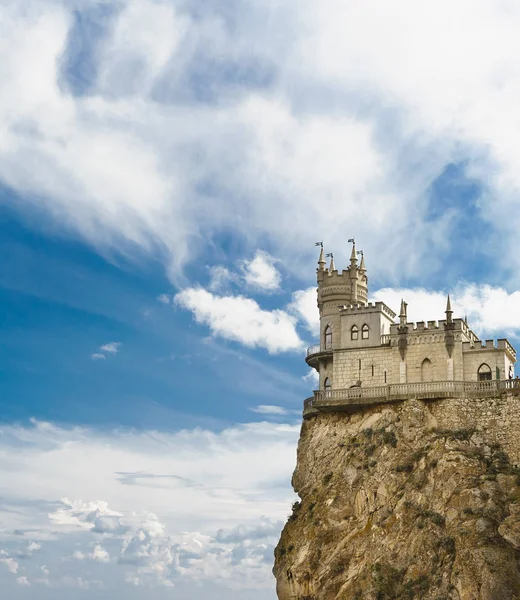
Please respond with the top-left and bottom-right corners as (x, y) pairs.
(339, 301), (396, 319)
(318, 268), (354, 284)
(389, 317), (474, 335)
(463, 338), (517, 361)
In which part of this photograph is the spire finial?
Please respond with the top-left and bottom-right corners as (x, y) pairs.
(325, 252), (335, 272)
(315, 241), (325, 270)
(358, 250), (366, 272)
(348, 238), (357, 266)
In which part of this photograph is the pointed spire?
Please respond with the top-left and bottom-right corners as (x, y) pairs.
(326, 252), (335, 272)
(348, 238), (357, 267)
(445, 294), (453, 325)
(399, 298), (407, 327)
(315, 242), (326, 270)
(358, 250), (366, 272)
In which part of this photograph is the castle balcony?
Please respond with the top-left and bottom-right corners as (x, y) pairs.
(305, 344), (333, 368)
(304, 379), (520, 417)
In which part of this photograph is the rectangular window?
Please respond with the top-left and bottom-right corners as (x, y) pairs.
(371, 365), (374, 376)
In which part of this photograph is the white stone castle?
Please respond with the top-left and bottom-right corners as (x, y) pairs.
(306, 241), (517, 408)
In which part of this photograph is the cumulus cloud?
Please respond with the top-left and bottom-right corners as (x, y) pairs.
(242, 251), (281, 291)
(175, 288), (303, 353)
(0, 419), (298, 597)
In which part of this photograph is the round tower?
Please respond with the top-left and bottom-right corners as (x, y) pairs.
(316, 240), (368, 351)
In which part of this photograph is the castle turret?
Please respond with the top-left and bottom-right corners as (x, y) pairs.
(315, 239), (370, 362)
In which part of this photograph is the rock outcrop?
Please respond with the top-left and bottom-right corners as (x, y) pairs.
(274, 400), (520, 600)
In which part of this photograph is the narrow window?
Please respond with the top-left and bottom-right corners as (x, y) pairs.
(324, 325), (332, 350)
(362, 324), (369, 340)
(371, 364), (374, 377)
(384, 370), (387, 384)
(351, 325), (359, 340)
(358, 358), (361, 371)
(324, 377), (332, 396)
(477, 363), (492, 381)
(421, 358), (433, 382)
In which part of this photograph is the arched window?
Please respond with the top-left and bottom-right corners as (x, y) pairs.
(362, 324), (369, 340)
(421, 358), (432, 382)
(324, 325), (332, 349)
(351, 325), (359, 340)
(478, 363), (492, 381)
(324, 377), (332, 396)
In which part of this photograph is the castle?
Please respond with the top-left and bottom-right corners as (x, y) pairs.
(275, 241), (520, 600)
(305, 241), (518, 430)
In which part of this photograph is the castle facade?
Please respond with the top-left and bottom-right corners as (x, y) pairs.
(307, 242), (517, 392)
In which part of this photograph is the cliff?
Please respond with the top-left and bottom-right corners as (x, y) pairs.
(273, 400), (520, 600)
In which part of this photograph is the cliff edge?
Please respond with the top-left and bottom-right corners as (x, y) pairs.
(274, 400), (520, 600)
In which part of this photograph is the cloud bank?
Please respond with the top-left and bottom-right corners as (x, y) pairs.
(0, 418), (298, 598)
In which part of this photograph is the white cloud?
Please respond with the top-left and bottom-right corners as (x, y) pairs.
(288, 287), (319, 334)
(374, 284), (520, 337)
(100, 342), (121, 354)
(157, 294), (171, 305)
(175, 288), (303, 353)
(0, 419), (298, 596)
(17, 576), (30, 586)
(0, 0), (501, 285)
(91, 342), (122, 361)
(0, 555), (19, 574)
(242, 251), (281, 291)
(302, 369), (319, 388)
(73, 545), (110, 564)
(207, 266), (237, 293)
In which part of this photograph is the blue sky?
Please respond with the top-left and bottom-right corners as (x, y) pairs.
(3, 0), (520, 597)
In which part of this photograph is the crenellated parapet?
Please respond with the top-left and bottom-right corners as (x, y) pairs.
(339, 301), (396, 318)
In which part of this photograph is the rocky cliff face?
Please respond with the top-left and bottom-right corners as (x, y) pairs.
(274, 400), (520, 600)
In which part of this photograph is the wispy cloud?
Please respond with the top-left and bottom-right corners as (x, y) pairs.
(91, 342), (122, 360)
(4, 0), (517, 284)
(250, 405), (295, 416)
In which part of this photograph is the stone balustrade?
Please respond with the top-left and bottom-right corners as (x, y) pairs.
(303, 379), (520, 417)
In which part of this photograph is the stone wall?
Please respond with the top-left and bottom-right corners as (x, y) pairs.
(429, 393), (520, 464)
(333, 346), (396, 388)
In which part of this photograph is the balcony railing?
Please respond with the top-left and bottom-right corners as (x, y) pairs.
(306, 344), (324, 357)
(304, 379), (520, 414)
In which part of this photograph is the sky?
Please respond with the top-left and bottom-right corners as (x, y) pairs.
(3, 0), (520, 597)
